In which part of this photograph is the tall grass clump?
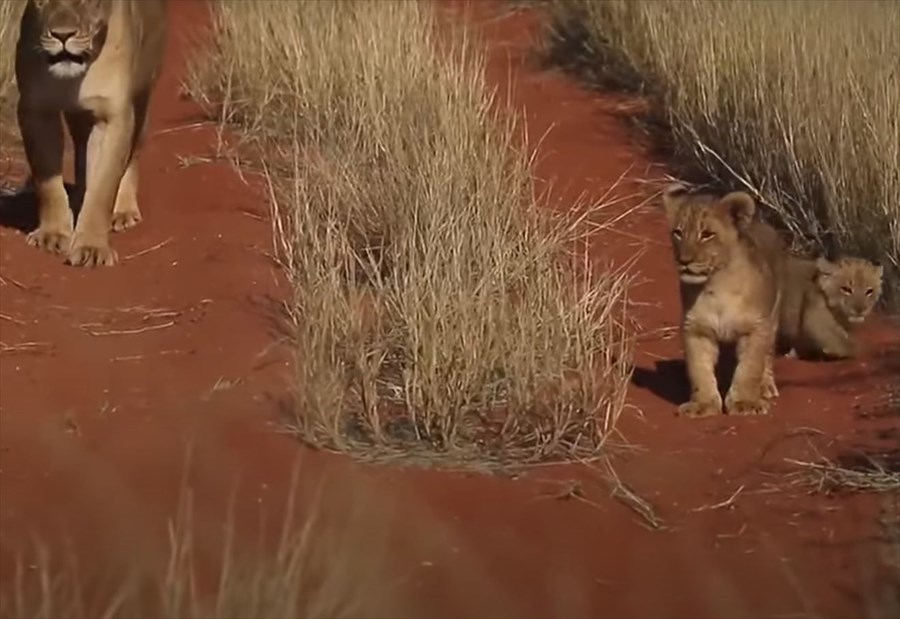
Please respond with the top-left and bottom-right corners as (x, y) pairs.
(543, 0), (900, 304)
(0, 0), (22, 145)
(0, 476), (410, 619)
(186, 1), (633, 467)
(0, 0), (18, 109)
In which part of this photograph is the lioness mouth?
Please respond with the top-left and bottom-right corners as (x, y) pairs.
(47, 50), (87, 66)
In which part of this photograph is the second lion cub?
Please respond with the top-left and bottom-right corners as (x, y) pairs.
(662, 184), (786, 417)
(779, 255), (883, 359)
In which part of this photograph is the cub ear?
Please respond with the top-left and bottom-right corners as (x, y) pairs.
(815, 256), (837, 277)
(717, 191), (756, 230)
(661, 182), (689, 224)
(872, 260), (884, 279)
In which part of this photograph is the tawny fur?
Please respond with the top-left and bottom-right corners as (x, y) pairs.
(15, 0), (167, 267)
(662, 183), (786, 417)
(779, 255), (883, 359)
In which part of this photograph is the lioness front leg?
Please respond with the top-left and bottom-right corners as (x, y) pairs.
(69, 115), (140, 233)
(111, 158), (142, 232)
(19, 103), (73, 254)
(112, 88), (151, 233)
(726, 328), (774, 415)
(678, 331), (723, 417)
(761, 352), (778, 399)
(67, 110), (134, 267)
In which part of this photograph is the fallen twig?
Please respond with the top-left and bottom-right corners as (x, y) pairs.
(691, 484), (745, 512)
(82, 321), (176, 337)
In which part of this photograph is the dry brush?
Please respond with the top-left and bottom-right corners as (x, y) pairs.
(187, 0), (634, 467)
(543, 0), (900, 304)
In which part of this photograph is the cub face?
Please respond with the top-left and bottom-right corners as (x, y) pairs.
(661, 183), (757, 285)
(815, 256), (883, 325)
(30, 0), (110, 79)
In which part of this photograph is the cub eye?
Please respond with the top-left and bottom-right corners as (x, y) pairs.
(672, 229), (683, 240)
(840, 286), (852, 295)
(700, 229), (715, 241)
(865, 288), (874, 296)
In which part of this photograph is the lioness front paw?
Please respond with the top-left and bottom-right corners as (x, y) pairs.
(677, 398), (723, 418)
(725, 394), (770, 416)
(111, 209), (142, 232)
(66, 236), (118, 267)
(26, 226), (72, 255)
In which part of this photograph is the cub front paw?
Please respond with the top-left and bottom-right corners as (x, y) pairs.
(677, 398), (723, 418)
(761, 375), (779, 400)
(725, 394), (770, 416)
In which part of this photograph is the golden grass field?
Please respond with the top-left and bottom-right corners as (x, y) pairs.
(0, 0), (20, 158)
(543, 0), (900, 304)
(0, 1), (16, 106)
(0, 469), (419, 619)
(186, 0), (633, 467)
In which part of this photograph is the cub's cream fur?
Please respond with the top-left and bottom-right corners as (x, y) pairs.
(662, 183), (786, 417)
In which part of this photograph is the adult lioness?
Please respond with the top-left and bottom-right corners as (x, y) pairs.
(779, 255), (883, 359)
(662, 183), (786, 417)
(15, 0), (167, 267)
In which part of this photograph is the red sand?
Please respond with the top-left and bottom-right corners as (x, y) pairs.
(1, 1), (898, 617)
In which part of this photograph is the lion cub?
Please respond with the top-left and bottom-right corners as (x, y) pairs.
(662, 184), (786, 417)
(779, 255), (883, 359)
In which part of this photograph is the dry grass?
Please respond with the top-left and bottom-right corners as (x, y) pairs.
(542, 0), (900, 304)
(0, 0), (22, 158)
(186, 0), (633, 467)
(0, 0), (24, 190)
(786, 456), (900, 495)
(0, 471), (412, 619)
(0, 0), (18, 108)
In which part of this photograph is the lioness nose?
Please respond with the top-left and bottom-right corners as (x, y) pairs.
(49, 28), (77, 43)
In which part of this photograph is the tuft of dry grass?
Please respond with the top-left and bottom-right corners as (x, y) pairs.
(542, 0), (900, 304)
(186, 0), (633, 467)
(785, 456), (900, 495)
(0, 0), (24, 178)
(0, 0), (22, 146)
(0, 472), (410, 619)
(0, 0), (18, 108)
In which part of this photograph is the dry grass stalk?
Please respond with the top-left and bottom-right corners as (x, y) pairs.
(0, 0), (23, 161)
(185, 0), (634, 466)
(0, 470), (407, 619)
(0, 0), (19, 109)
(542, 0), (900, 304)
(785, 456), (900, 495)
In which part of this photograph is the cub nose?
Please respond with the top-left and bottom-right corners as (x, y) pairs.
(49, 28), (77, 43)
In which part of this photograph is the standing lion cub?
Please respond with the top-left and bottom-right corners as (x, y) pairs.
(662, 184), (786, 417)
(15, 0), (167, 267)
(778, 255), (883, 359)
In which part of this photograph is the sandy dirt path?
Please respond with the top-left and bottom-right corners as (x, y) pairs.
(1, 1), (897, 617)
